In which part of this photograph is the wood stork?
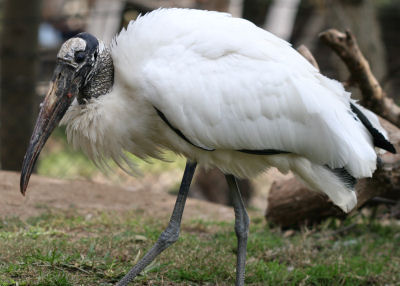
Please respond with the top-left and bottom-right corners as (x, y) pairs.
(20, 8), (395, 286)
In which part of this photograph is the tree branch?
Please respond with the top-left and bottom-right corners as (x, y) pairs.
(297, 45), (320, 71)
(319, 29), (400, 127)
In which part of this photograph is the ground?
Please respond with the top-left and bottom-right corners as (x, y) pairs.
(0, 170), (235, 222)
(1, 171), (399, 285)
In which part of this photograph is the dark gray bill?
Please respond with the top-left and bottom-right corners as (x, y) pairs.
(20, 64), (78, 195)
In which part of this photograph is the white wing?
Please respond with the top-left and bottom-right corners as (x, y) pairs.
(112, 9), (377, 177)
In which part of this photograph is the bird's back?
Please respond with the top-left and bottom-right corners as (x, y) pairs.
(113, 9), (316, 82)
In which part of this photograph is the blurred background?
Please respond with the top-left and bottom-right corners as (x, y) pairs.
(0, 0), (399, 211)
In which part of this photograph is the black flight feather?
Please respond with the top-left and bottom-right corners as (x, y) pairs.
(350, 103), (396, 154)
(328, 166), (357, 190)
(238, 149), (290, 155)
(155, 107), (289, 155)
(155, 107), (215, 151)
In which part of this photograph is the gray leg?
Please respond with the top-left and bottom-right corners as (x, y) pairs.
(225, 175), (250, 286)
(116, 160), (197, 286)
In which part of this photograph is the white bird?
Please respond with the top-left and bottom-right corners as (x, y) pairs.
(20, 8), (395, 286)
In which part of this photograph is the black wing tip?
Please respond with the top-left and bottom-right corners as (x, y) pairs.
(350, 103), (396, 154)
(382, 141), (396, 154)
(370, 129), (396, 154)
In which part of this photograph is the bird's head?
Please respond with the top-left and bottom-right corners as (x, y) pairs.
(20, 32), (100, 195)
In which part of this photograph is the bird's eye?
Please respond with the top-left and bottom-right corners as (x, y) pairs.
(74, 51), (86, 63)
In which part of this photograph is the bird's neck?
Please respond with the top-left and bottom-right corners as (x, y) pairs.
(80, 43), (114, 104)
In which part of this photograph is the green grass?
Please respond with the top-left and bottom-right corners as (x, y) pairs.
(0, 210), (399, 285)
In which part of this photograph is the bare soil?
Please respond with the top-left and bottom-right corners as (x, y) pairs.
(0, 170), (236, 222)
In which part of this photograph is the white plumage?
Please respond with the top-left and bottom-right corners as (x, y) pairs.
(60, 8), (390, 213)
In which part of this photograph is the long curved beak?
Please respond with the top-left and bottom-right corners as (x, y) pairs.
(20, 63), (78, 195)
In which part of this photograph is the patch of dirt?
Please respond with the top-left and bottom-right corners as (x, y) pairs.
(0, 171), (235, 222)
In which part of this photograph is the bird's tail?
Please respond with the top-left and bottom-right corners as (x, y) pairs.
(289, 157), (357, 213)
